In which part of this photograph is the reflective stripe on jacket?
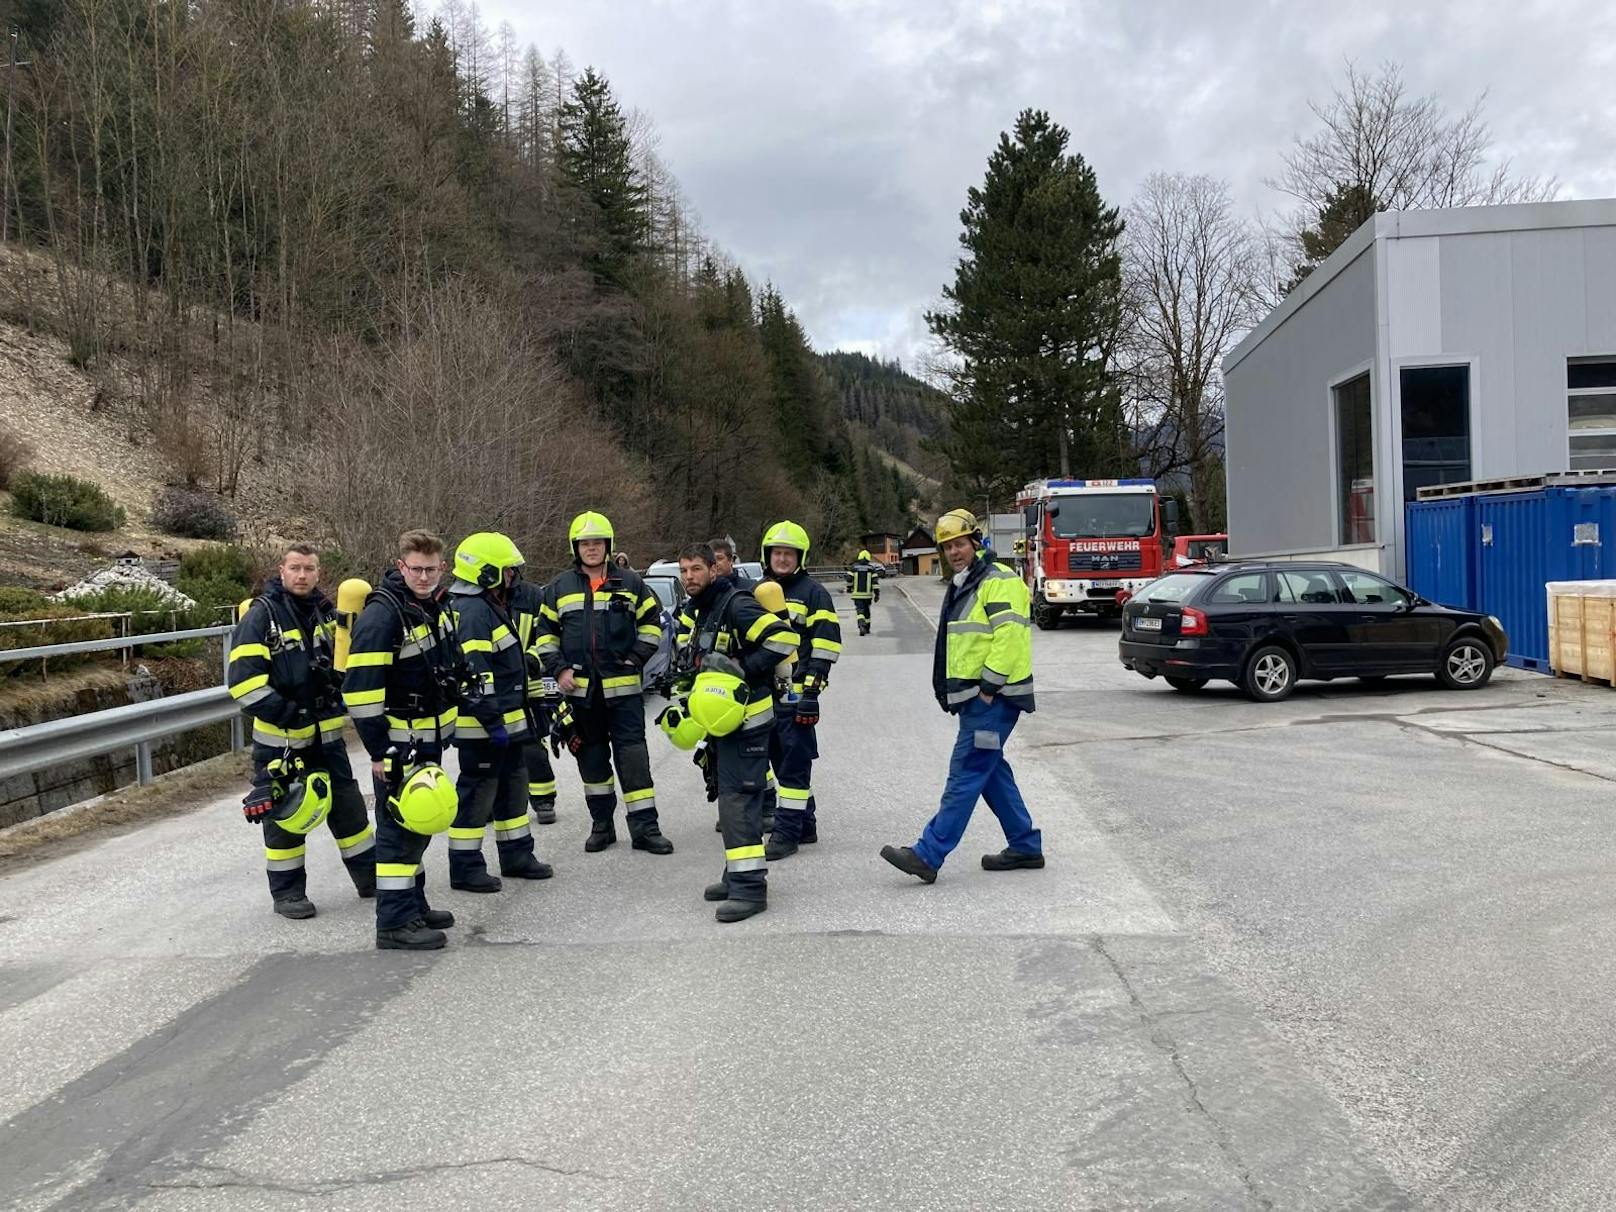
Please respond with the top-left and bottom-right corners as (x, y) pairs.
(341, 570), (460, 758)
(767, 569), (840, 687)
(934, 555), (1035, 714)
(227, 578), (346, 748)
(533, 566), (662, 700)
(449, 584), (530, 739)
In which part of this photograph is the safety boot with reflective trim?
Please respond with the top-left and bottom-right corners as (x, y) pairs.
(584, 821), (617, 853)
(715, 899), (767, 923)
(377, 918), (447, 950)
(450, 870), (503, 893)
(273, 897), (316, 920)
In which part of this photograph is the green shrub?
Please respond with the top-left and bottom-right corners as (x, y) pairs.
(10, 472), (126, 532)
(176, 545), (254, 618)
(0, 600), (115, 676)
(61, 584), (210, 656)
(0, 586), (48, 615)
(151, 487), (238, 541)
(179, 544), (255, 586)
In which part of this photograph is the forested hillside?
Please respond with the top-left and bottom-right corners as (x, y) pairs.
(0, 0), (910, 568)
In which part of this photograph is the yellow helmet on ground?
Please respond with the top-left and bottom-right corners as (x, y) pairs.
(387, 764), (457, 836)
(656, 700), (707, 751)
(688, 653), (749, 737)
(760, 520), (811, 568)
(266, 756), (332, 835)
(453, 532), (525, 588)
(569, 512), (615, 559)
(935, 508), (983, 546)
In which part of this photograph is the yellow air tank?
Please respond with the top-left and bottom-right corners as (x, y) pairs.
(334, 578), (372, 671)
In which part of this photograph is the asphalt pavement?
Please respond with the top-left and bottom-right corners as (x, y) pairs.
(3, 575), (1616, 1210)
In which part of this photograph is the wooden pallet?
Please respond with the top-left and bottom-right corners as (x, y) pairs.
(1555, 667), (1616, 687)
(1416, 469), (1616, 500)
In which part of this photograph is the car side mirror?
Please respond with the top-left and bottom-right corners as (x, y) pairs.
(1164, 499), (1180, 534)
(1047, 504), (1060, 520)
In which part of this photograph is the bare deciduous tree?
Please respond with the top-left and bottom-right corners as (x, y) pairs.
(1123, 172), (1264, 531)
(1271, 61), (1558, 283)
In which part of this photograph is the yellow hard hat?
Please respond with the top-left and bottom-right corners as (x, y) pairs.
(934, 508), (982, 546)
(387, 764), (457, 836)
(267, 758), (332, 835)
(858, 549), (871, 561)
(453, 532), (525, 588)
(656, 700), (707, 751)
(688, 653), (750, 737)
(569, 512), (615, 558)
(760, 520), (811, 566)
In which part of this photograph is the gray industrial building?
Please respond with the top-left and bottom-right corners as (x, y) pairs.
(1223, 198), (1616, 579)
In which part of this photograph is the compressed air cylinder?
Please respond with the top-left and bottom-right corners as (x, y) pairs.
(333, 578), (372, 672)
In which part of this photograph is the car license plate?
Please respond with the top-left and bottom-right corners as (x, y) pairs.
(1134, 617), (1162, 631)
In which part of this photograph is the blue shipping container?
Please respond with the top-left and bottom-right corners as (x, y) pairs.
(1405, 496), (1477, 611)
(1473, 486), (1616, 670)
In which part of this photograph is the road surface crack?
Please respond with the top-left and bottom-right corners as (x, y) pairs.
(147, 1154), (625, 1195)
(1091, 935), (1275, 1212)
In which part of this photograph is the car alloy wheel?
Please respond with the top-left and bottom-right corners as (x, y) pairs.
(1242, 644), (1296, 702)
(1446, 642), (1488, 685)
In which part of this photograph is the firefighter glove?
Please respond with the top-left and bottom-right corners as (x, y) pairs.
(794, 695), (820, 728)
(242, 789), (274, 825)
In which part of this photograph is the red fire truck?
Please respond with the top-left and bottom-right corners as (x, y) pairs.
(1016, 478), (1177, 628)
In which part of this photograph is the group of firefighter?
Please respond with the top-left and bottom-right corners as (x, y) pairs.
(226, 508), (1044, 951)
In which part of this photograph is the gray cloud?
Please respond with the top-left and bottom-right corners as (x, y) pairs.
(473, 0), (1616, 368)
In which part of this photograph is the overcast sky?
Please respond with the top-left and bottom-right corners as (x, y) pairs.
(473, 0), (1615, 371)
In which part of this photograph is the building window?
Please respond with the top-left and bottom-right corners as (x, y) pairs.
(1400, 365), (1471, 501)
(1335, 372), (1374, 545)
(1568, 357), (1616, 471)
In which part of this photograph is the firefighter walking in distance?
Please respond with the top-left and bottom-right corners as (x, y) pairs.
(228, 543), (375, 918)
(675, 543), (798, 921)
(341, 530), (462, 950)
(446, 532), (555, 891)
(759, 520), (841, 861)
(847, 548), (881, 636)
(881, 509), (1044, 883)
(533, 512), (673, 856)
(509, 571), (560, 827)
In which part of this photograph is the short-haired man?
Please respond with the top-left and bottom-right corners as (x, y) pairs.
(229, 543), (375, 918)
(677, 543), (798, 921)
(881, 509), (1043, 883)
(708, 537), (754, 589)
(341, 530), (462, 950)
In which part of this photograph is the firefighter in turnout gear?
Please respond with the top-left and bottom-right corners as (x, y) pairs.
(533, 512), (673, 855)
(446, 532), (555, 890)
(847, 549), (881, 636)
(229, 544), (375, 918)
(676, 544), (799, 921)
(341, 530), (462, 950)
(509, 575), (560, 827)
(880, 509), (1043, 884)
(759, 520), (841, 861)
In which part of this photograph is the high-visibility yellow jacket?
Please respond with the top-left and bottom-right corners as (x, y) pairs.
(933, 554), (1035, 713)
(227, 578), (347, 750)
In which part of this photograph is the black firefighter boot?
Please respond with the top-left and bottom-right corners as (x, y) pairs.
(377, 918), (447, 951)
(585, 816), (617, 853)
(629, 813), (674, 855)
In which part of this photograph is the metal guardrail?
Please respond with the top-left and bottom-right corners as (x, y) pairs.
(0, 623), (244, 787)
(0, 624), (234, 664)
(0, 687), (241, 784)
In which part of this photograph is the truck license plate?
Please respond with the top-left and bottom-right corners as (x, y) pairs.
(1134, 617), (1162, 631)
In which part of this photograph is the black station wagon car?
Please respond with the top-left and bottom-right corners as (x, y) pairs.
(1117, 562), (1509, 702)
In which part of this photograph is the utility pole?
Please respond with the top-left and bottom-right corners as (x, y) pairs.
(2, 26), (32, 245)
